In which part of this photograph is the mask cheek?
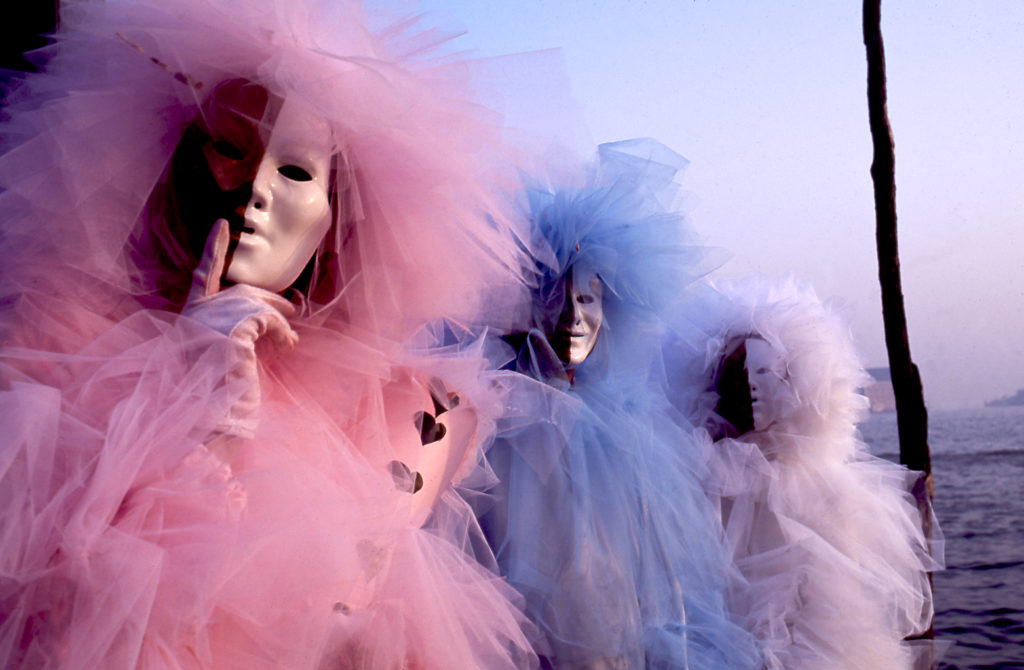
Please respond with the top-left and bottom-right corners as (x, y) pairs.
(766, 386), (799, 428)
(752, 402), (772, 431)
(276, 209), (333, 290)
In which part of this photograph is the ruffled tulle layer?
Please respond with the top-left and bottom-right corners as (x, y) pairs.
(666, 277), (942, 669)
(0, 0), (548, 666)
(478, 365), (762, 669)
(708, 436), (938, 669)
(0, 312), (537, 669)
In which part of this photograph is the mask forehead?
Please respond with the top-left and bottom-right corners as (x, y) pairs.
(264, 99), (333, 160)
(261, 98), (334, 183)
(574, 265), (602, 302)
(745, 338), (784, 377)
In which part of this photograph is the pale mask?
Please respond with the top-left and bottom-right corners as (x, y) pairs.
(554, 265), (604, 370)
(223, 100), (333, 293)
(744, 338), (790, 431)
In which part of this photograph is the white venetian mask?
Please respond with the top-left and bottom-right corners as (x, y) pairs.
(223, 99), (333, 293)
(555, 265), (604, 370)
(745, 337), (791, 431)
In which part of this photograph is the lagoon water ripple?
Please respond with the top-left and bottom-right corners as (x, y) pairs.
(860, 406), (1024, 668)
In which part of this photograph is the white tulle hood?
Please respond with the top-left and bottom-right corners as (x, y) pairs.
(697, 277), (872, 461)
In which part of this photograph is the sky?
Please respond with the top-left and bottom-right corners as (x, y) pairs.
(419, 0), (1024, 410)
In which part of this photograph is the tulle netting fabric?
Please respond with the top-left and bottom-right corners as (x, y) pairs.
(2, 318), (537, 669)
(669, 277), (943, 669)
(0, 0), (532, 344)
(475, 140), (763, 669)
(0, 0), (541, 667)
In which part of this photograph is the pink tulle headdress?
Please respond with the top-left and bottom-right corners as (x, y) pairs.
(0, 0), (530, 349)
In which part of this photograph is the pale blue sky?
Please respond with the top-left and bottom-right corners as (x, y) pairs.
(420, 0), (1024, 409)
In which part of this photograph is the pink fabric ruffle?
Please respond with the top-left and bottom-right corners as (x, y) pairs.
(0, 0), (542, 667)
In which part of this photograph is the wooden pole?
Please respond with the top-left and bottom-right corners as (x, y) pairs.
(863, 0), (935, 653)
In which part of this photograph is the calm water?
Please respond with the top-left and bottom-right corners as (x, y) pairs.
(860, 406), (1024, 669)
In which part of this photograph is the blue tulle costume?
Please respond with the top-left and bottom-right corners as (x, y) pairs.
(474, 140), (762, 669)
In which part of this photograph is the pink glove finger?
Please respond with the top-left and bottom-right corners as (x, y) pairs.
(230, 307), (298, 352)
(189, 219), (230, 300)
(186, 284), (297, 339)
(254, 308), (299, 352)
(229, 283), (298, 319)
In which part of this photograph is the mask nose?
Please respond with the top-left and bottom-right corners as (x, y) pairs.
(247, 159), (273, 213)
(571, 297), (583, 327)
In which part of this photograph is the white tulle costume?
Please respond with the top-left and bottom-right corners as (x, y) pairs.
(474, 140), (763, 669)
(667, 278), (942, 669)
(0, 0), (540, 667)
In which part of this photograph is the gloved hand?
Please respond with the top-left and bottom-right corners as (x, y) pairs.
(182, 219), (299, 438)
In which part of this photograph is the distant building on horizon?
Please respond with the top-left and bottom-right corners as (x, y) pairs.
(864, 367), (896, 412)
(985, 388), (1024, 408)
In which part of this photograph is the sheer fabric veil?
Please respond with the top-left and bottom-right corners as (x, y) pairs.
(0, 0), (542, 667)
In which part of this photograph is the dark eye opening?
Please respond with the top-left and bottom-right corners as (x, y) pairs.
(211, 140), (245, 160)
(279, 164), (313, 182)
(576, 294), (594, 304)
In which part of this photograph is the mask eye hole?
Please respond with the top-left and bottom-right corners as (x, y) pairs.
(278, 164), (313, 182)
(576, 294), (594, 305)
(211, 140), (245, 160)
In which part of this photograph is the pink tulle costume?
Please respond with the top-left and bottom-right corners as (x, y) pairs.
(0, 0), (539, 667)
